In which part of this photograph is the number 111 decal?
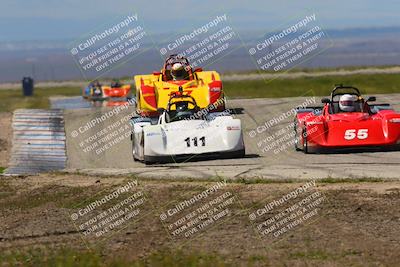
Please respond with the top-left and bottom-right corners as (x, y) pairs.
(185, 136), (206, 147)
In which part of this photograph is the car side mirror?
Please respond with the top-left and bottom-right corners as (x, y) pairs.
(367, 96), (376, 102)
(321, 98), (331, 104)
(157, 108), (165, 113)
(153, 71), (161, 75)
(194, 67), (203, 72)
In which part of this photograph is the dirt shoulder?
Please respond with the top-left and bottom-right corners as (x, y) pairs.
(0, 173), (399, 266)
(0, 112), (12, 168)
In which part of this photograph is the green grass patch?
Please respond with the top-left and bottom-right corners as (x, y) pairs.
(318, 177), (386, 184)
(222, 65), (400, 75)
(0, 166), (5, 174)
(136, 250), (228, 267)
(289, 249), (363, 261)
(0, 248), (235, 267)
(224, 73), (400, 98)
(0, 86), (81, 112)
(0, 178), (14, 199)
(0, 184), (86, 211)
(58, 171), (394, 185)
(289, 250), (333, 261)
(0, 248), (103, 267)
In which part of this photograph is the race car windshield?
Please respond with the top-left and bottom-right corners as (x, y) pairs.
(167, 101), (201, 122)
(169, 111), (194, 122)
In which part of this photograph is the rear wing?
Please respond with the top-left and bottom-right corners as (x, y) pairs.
(134, 74), (159, 89)
(195, 70), (221, 82)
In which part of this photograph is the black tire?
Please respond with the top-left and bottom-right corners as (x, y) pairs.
(232, 149), (245, 158)
(132, 134), (139, 162)
(140, 134), (146, 163)
(239, 149), (246, 158)
(303, 128), (309, 154)
(294, 119), (301, 151)
(144, 160), (153, 165)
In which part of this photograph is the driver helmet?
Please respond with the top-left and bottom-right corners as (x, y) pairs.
(171, 63), (185, 80)
(93, 87), (101, 96)
(339, 94), (356, 112)
(91, 80), (102, 96)
(93, 80), (101, 87)
(111, 79), (121, 88)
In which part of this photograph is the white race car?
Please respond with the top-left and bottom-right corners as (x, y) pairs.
(130, 92), (245, 164)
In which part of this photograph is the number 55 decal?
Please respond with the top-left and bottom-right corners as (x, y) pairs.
(344, 129), (368, 140)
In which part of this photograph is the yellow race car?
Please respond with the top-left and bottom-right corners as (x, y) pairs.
(134, 54), (225, 117)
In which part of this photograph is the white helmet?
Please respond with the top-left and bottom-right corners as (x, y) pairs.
(171, 63), (184, 80)
(339, 94), (356, 112)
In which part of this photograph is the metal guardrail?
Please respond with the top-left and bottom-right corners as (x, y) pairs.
(4, 109), (67, 175)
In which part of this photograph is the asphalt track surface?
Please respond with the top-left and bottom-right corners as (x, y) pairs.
(64, 94), (400, 180)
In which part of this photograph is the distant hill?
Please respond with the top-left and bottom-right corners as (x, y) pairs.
(0, 27), (399, 83)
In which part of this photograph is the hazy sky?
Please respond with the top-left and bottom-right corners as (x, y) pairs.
(1, 0), (400, 41)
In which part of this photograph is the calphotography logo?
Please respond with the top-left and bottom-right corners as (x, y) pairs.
(68, 180), (151, 242)
(69, 13), (153, 79)
(158, 13), (242, 68)
(248, 180), (327, 242)
(68, 98), (137, 158)
(248, 13), (333, 81)
(157, 180), (243, 243)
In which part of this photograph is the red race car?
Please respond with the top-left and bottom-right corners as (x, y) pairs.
(294, 85), (400, 153)
(102, 80), (132, 99)
(83, 80), (132, 104)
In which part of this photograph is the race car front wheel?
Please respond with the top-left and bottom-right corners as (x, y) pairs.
(302, 128), (309, 154)
(294, 119), (301, 151)
(132, 134), (139, 161)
